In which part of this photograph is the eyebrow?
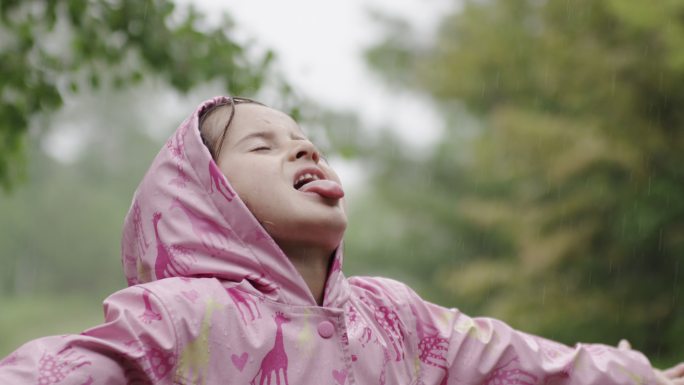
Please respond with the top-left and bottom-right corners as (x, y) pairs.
(234, 130), (308, 147)
(234, 131), (274, 147)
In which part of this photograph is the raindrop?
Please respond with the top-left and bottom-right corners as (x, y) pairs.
(658, 229), (663, 252)
(673, 260), (680, 287)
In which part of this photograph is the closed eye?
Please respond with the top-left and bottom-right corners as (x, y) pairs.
(250, 146), (271, 152)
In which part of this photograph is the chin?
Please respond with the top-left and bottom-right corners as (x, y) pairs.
(304, 216), (348, 250)
(325, 223), (347, 250)
(312, 219), (347, 248)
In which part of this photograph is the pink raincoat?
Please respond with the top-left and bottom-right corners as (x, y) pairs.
(0, 96), (659, 385)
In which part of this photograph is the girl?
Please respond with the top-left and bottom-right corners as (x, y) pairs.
(1, 96), (682, 385)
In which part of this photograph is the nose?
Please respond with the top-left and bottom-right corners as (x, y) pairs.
(291, 141), (320, 163)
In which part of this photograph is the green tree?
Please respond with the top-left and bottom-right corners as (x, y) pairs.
(0, 85), (173, 355)
(0, 0), (275, 191)
(362, 0), (684, 364)
(0, 83), (200, 296)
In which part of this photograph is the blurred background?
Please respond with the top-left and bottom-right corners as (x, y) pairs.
(1, 0), (683, 367)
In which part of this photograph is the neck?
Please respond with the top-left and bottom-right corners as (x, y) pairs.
(279, 243), (334, 306)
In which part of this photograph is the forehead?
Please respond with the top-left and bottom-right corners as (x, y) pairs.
(224, 104), (304, 141)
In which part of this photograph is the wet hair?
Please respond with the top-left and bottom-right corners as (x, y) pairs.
(199, 97), (264, 160)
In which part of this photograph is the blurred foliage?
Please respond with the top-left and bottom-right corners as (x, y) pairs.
(360, 0), (684, 365)
(0, 294), (105, 355)
(0, 0), (274, 191)
(0, 91), (162, 299)
(0, 86), (166, 354)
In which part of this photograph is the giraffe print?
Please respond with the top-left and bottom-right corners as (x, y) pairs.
(167, 123), (190, 188)
(410, 304), (449, 376)
(124, 336), (176, 382)
(169, 197), (232, 253)
(169, 163), (191, 188)
(138, 288), (163, 324)
(251, 312), (291, 385)
(375, 305), (405, 361)
(152, 212), (196, 279)
(417, 335), (449, 370)
(208, 160), (235, 202)
(226, 287), (262, 325)
(166, 122), (186, 161)
(359, 297), (405, 361)
(0, 352), (18, 367)
(37, 346), (91, 385)
(483, 357), (537, 385)
(346, 304), (372, 348)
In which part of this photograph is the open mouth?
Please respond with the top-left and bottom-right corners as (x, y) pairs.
(293, 169), (325, 190)
(291, 167), (344, 199)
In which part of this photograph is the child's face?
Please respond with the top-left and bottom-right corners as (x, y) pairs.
(215, 104), (347, 251)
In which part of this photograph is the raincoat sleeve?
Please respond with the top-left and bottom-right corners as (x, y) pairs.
(401, 282), (660, 385)
(0, 284), (178, 384)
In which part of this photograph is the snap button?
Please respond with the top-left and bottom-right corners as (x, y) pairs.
(317, 320), (335, 338)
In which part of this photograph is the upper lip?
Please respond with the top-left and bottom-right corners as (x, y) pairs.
(292, 166), (327, 190)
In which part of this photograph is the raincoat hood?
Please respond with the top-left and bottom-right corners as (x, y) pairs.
(120, 96), (348, 307)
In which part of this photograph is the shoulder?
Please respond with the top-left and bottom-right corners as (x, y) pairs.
(348, 275), (424, 307)
(105, 277), (230, 324)
(347, 276), (458, 326)
(131, 277), (228, 301)
(111, 278), (240, 343)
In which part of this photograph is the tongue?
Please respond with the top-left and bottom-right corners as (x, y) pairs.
(299, 179), (345, 199)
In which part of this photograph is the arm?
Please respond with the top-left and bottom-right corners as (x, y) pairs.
(619, 340), (684, 385)
(0, 285), (178, 384)
(402, 282), (661, 385)
(445, 314), (656, 385)
(657, 364), (684, 385)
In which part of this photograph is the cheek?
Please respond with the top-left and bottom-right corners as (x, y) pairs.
(219, 157), (255, 187)
(240, 188), (283, 228)
(219, 163), (255, 202)
(222, 166), (279, 211)
(227, 172), (260, 204)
